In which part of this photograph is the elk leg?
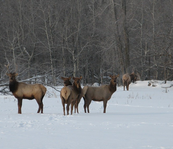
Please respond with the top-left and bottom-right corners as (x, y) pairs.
(17, 98), (22, 114)
(36, 100), (43, 113)
(39, 102), (43, 113)
(86, 99), (91, 113)
(66, 100), (71, 115)
(66, 105), (69, 115)
(86, 105), (90, 113)
(127, 84), (129, 91)
(37, 107), (40, 113)
(74, 101), (77, 113)
(41, 103), (44, 113)
(40, 96), (44, 113)
(71, 103), (73, 115)
(74, 100), (79, 114)
(76, 102), (79, 113)
(62, 102), (65, 115)
(83, 97), (90, 113)
(83, 97), (87, 113)
(103, 100), (108, 113)
(77, 95), (82, 113)
(71, 100), (77, 115)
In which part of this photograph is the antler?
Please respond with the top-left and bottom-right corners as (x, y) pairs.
(5, 64), (10, 77)
(5, 64), (10, 73)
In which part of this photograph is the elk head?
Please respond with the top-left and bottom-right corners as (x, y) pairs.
(73, 76), (82, 89)
(7, 72), (18, 82)
(5, 64), (18, 82)
(110, 75), (119, 85)
(61, 77), (72, 86)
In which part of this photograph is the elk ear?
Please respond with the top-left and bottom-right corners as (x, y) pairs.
(15, 73), (18, 76)
(80, 76), (82, 79)
(61, 77), (65, 80)
(6, 73), (10, 77)
(116, 75), (119, 78)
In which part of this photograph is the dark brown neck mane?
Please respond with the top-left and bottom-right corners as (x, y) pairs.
(109, 81), (117, 93)
(73, 82), (82, 94)
(9, 79), (19, 93)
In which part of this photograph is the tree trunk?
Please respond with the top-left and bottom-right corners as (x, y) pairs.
(112, 0), (125, 75)
(122, 0), (130, 72)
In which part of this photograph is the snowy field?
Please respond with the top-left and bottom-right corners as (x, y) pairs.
(0, 81), (173, 149)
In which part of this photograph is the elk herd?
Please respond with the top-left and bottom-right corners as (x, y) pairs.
(5, 65), (138, 115)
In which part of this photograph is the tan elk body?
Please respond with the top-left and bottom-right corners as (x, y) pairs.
(82, 75), (119, 113)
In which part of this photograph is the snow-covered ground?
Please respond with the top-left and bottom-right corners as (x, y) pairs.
(0, 81), (173, 149)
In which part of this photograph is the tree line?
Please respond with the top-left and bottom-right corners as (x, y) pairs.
(0, 0), (173, 86)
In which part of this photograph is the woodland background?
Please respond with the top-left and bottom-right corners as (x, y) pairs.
(0, 0), (173, 85)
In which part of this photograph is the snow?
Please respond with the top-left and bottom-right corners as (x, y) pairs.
(0, 81), (173, 149)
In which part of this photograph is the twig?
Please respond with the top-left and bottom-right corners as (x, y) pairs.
(45, 84), (61, 92)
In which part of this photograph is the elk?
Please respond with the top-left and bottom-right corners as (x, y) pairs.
(7, 72), (47, 114)
(122, 73), (137, 91)
(60, 77), (82, 115)
(82, 75), (119, 113)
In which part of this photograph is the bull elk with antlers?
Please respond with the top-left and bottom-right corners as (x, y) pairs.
(6, 65), (47, 114)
